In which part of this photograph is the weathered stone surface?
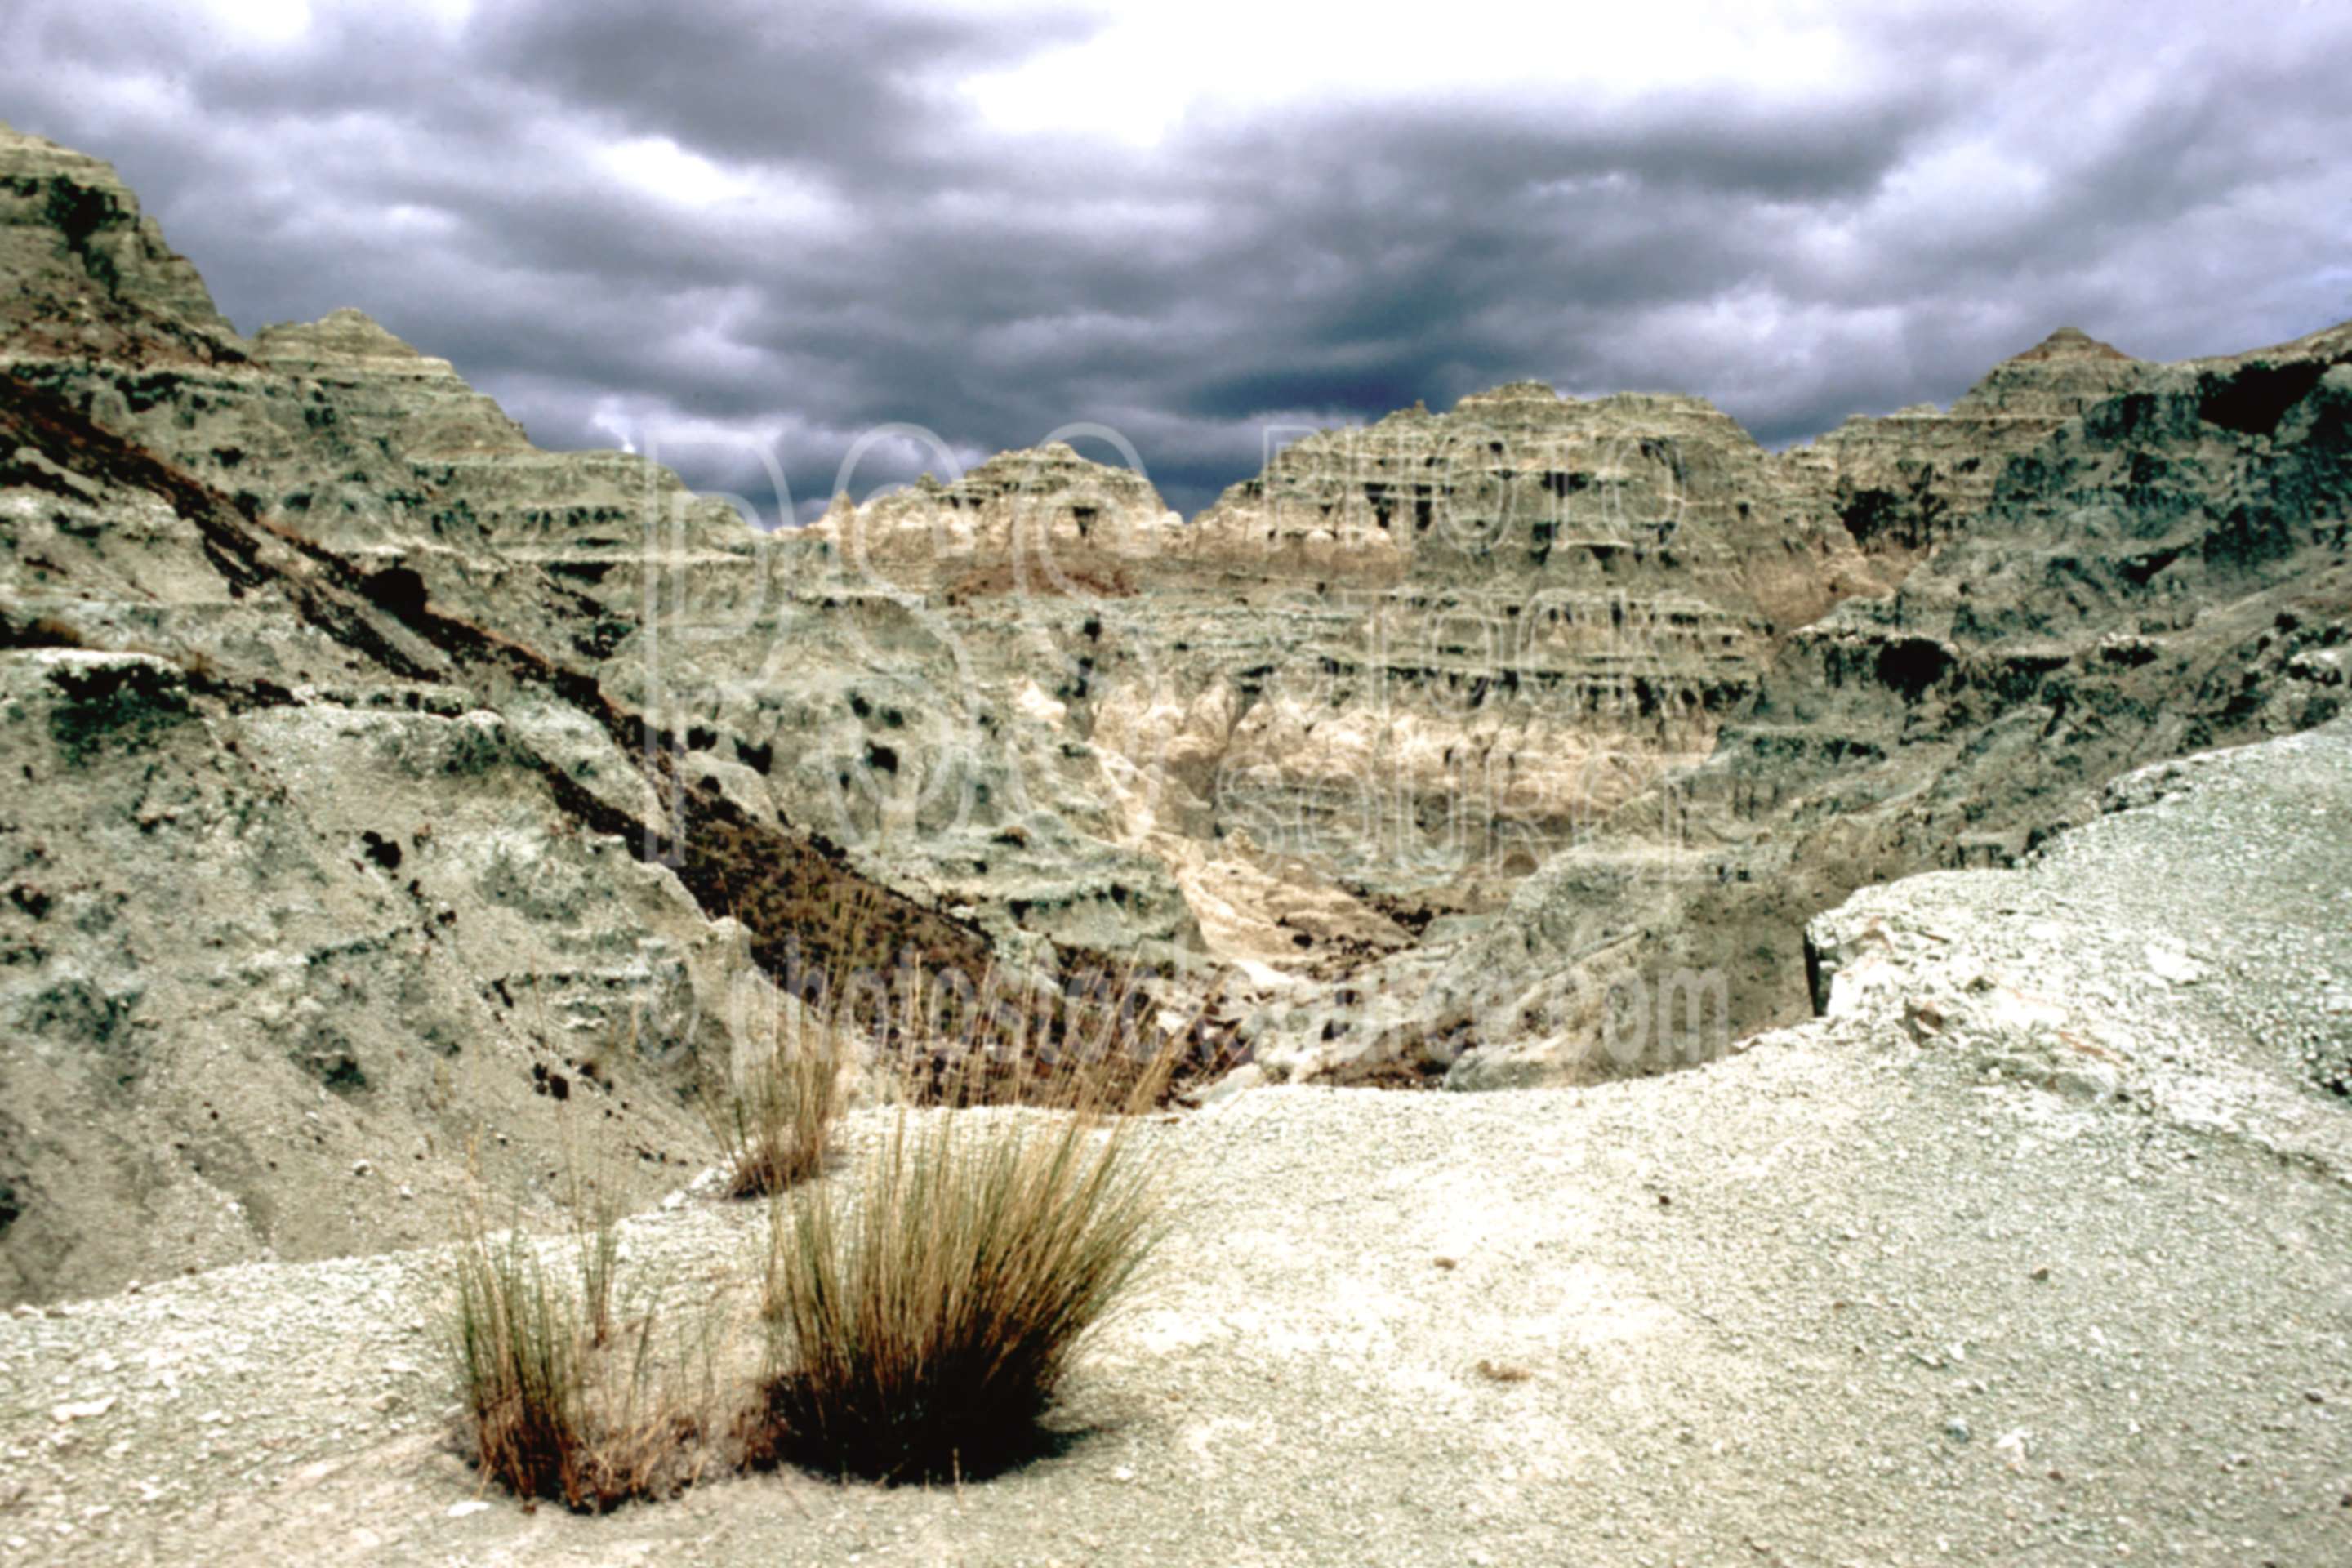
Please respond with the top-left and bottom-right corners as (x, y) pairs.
(1803, 717), (2352, 1171)
(0, 128), (1062, 1299)
(1809, 326), (2154, 559)
(1356, 345), (2352, 1088)
(800, 441), (1183, 595)
(0, 121), (234, 354)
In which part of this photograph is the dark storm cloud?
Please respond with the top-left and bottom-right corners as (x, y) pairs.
(5, 1), (2350, 519)
(461, 0), (1098, 174)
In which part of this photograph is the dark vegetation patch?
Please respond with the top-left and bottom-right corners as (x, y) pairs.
(42, 179), (121, 289)
(1874, 637), (1955, 702)
(296, 1045), (369, 1094)
(1837, 466), (1951, 552)
(0, 612), (88, 649)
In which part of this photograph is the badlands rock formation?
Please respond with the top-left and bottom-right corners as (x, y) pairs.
(0, 122), (1107, 1303)
(2, 117), (2348, 1305)
(763, 310), (2348, 1094)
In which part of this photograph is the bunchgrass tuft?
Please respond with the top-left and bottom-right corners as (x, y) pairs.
(750, 1045), (1175, 1482)
(444, 950), (1209, 1503)
(452, 1222), (590, 1504)
(564, 1149), (623, 1346)
(447, 1199), (715, 1511)
(700, 1021), (850, 1198)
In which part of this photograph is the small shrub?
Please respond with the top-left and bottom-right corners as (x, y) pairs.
(751, 1049), (1174, 1481)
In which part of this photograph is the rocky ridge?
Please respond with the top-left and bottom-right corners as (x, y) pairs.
(754, 314), (2348, 1092)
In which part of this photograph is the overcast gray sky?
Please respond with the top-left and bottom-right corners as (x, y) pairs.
(7, 0), (2350, 519)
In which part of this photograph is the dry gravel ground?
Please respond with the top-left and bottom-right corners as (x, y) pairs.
(3, 722), (2350, 1567)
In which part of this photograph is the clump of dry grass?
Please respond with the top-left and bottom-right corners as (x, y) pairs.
(699, 1018), (852, 1198)
(749, 1045), (1175, 1482)
(447, 1196), (715, 1512)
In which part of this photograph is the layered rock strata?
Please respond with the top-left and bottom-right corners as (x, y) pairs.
(3, 116), (2349, 1298)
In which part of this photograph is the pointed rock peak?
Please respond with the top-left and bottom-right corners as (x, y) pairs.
(0, 124), (238, 344)
(969, 440), (1110, 475)
(323, 305), (397, 329)
(1949, 324), (2151, 420)
(964, 441), (1150, 486)
(251, 309), (469, 381)
(0, 120), (135, 194)
(256, 308), (426, 359)
(0, 123), (118, 207)
(1, 118), (65, 158)
(2009, 326), (2136, 364)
